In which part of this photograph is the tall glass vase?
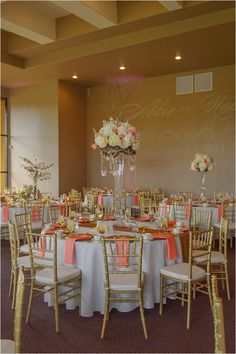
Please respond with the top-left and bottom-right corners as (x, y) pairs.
(113, 156), (125, 214)
(200, 172), (207, 199)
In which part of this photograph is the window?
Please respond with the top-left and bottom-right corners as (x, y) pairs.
(1, 97), (9, 190)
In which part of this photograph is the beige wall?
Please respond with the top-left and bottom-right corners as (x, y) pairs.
(9, 81), (59, 196)
(58, 81), (87, 194)
(86, 65), (235, 198)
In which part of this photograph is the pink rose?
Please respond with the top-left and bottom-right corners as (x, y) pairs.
(119, 133), (125, 139)
(112, 128), (118, 133)
(91, 143), (97, 150)
(128, 129), (135, 136)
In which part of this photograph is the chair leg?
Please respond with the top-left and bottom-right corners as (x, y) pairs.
(138, 290), (148, 339)
(26, 282), (34, 323)
(230, 236), (232, 248)
(9, 269), (13, 297)
(224, 263), (231, 301)
(54, 285), (59, 333)
(187, 282), (191, 330)
(12, 269), (18, 310)
(101, 291), (109, 339)
(207, 276), (213, 311)
(192, 283), (196, 299)
(181, 284), (185, 306)
(159, 274), (164, 315)
(220, 265), (225, 289)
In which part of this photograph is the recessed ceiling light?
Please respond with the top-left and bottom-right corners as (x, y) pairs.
(119, 65), (126, 70)
(72, 74), (78, 79)
(175, 55), (182, 60)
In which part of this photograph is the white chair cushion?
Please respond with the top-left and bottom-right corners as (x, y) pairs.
(17, 255), (31, 268)
(35, 266), (81, 284)
(108, 272), (144, 291)
(20, 244), (29, 254)
(228, 221), (235, 230)
(192, 250), (209, 263)
(160, 263), (206, 281)
(210, 251), (225, 263)
(1, 339), (15, 353)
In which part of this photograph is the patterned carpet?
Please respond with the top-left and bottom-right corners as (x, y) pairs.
(1, 240), (235, 353)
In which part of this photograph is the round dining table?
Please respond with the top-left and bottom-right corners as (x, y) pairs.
(44, 225), (183, 317)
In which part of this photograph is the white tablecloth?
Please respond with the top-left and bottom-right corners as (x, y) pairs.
(45, 227), (183, 317)
(0, 205), (50, 225)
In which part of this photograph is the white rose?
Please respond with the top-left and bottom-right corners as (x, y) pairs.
(190, 161), (197, 171)
(118, 124), (128, 136)
(95, 135), (108, 148)
(121, 134), (132, 148)
(199, 161), (207, 172)
(103, 123), (116, 137)
(132, 141), (140, 150)
(109, 133), (121, 147)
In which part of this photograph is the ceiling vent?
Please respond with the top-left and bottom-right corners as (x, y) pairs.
(176, 75), (193, 95)
(195, 72), (213, 92)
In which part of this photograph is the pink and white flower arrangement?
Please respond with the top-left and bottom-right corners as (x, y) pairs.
(190, 153), (214, 172)
(92, 117), (140, 155)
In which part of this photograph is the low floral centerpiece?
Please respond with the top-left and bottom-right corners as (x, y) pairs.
(19, 156), (53, 199)
(92, 117), (140, 158)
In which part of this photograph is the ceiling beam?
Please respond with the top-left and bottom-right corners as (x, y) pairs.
(1, 1), (56, 44)
(1, 52), (25, 68)
(24, 7), (234, 70)
(53, 0), (117, 29)
(159, 1), (183, 11)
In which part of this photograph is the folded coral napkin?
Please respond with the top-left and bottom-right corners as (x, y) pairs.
(167, 220), (176, 227)
(44, 229), (56, 235)
(38, 233), (46, 257)
(31, 205), (40, 221)
(104, 215), (116, 221)
(216, 204), (223, 222)
(116, 239), (129, 268)
(152, 233), (177, 260)
(185, 205), (192, 219)
(64, 234), (91, 264)
(79, 218), (90, 223)
(138, 216), (151, 222)
(51, 223), (66, 228)
(2, 205), (9, 222)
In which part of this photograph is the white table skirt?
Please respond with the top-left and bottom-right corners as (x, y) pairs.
(44, 228), (182, 317)
(0, 205), (50, 225)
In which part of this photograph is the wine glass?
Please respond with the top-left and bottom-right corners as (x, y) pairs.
(97, 223), (106, 236)
(138, 223), (145, 234)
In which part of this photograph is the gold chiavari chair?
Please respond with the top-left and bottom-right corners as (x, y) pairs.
(49, 205), (62, 223)
(212, 275), (226, 354)
(1, 267), (25, 353)
(70, 189), (81, 200)
(178, 192), (193, 200)
(101, 235), (148, 339)
(214, 202), (235, 248)
(25, 201), (45, 231)
(194, 218), (230, 300)
(26, 232), (81, 333)
(101, 193), (115, 215)
(139, 196), (156, 216)
(159, 228), (213, 329)
(8, 223), (30, 309)
(172, 202), (192, 226)
(86, 193), (97, 213)
(14, 212), (32, 255)
(152, 192), (165, 206)
(192, 208), (212, 230)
